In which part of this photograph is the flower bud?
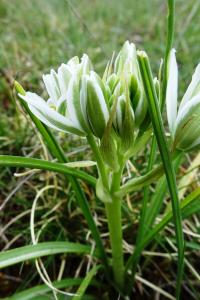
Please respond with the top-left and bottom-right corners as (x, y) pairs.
(166, 49), (200, 151)
(114, 41), (147, 128)
(100, 132), (119, 170)
(100, 95), (119, 171)
(107, 73), (119, 94)
(86, 71), (109, 138)
(115, 87), (135, 152)
(129, 74), (147, 127)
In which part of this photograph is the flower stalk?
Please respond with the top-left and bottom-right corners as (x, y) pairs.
(87, 133), (125, 290)
(105, 196), (124, 289)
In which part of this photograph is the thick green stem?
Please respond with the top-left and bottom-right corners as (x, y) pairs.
(105, 159), (125, 289)
(87, 134), (125, 288)
(105, 196), (124, 289)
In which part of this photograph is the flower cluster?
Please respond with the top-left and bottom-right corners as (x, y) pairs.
(19, 41), (147, 153)
(18, 41), (200, 156)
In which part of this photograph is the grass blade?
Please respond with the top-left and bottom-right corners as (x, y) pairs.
(72, 265), (101, 300)
(126, 186), (200, 275)
(5, 278), (83, 300)
(145, 154), (182, 230)
(0, 242), (98, 269)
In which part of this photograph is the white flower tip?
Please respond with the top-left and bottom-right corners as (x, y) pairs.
(171, 48), (176, 54)
(137, 50), (147, 58)
(86, 71), (96, 82)
(68, 56), (79, 66)
(50, 69), (57, 76)
(42, 74), (47, 80)
(81, 53), (89, 61)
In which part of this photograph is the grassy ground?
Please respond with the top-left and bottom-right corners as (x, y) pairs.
(0, 0), (200, 299)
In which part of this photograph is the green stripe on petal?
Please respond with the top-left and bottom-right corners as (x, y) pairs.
(19, 92), (84, 136)
(67, 75), (90, 133)
(57, 64), (72, 95)
(86, 72), (109, 138)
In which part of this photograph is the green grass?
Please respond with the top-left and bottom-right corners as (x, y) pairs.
(0, 0), (200, 299)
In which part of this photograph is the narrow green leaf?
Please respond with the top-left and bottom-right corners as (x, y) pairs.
(126, 187), (200, 274)
(72, 265), (101, 300)
(0, 155), (96, 186)
(126, 154), (183, 293)
(145, 154), (182, 230)
(161, 0), (175, 109)
(118, 163), (164, 196)
(0, 242), (98, 269)
(137, 51), (184, 299)
(6, 278), (83, 300)
(126, 136), (157, 292)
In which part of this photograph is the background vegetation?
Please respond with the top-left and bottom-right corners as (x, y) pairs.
(0, 0), (200, 299)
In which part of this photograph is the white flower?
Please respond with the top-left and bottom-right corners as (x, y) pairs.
(19, 54), (92, 136)
(166, 49), (200, 151)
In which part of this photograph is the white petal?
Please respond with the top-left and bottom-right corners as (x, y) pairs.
(56, 96), (67, 115)
(175, 94), (200, 131)
(80, 76), (88, 124)
(67, 56), (79, 68)
(166, 49), (178, 135)
(116, 95), (125, 131)
(19, 92), (84, 135)
(81, 54), (91, 74)
(66, 76), (84, 130)
(42, 70), (60, 102)
(57, 64), (72, 95)
(174, 94), (200, 150)
(180, 63), (200, 110)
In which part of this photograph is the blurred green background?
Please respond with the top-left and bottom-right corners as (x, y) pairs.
(0, 0), (199, 91)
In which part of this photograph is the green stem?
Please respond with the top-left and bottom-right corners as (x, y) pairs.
(105, 197), (124, 289)
(87, 134), (108, 189)
(87, 134), (125, 289)
(105, 162), (125, 290)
